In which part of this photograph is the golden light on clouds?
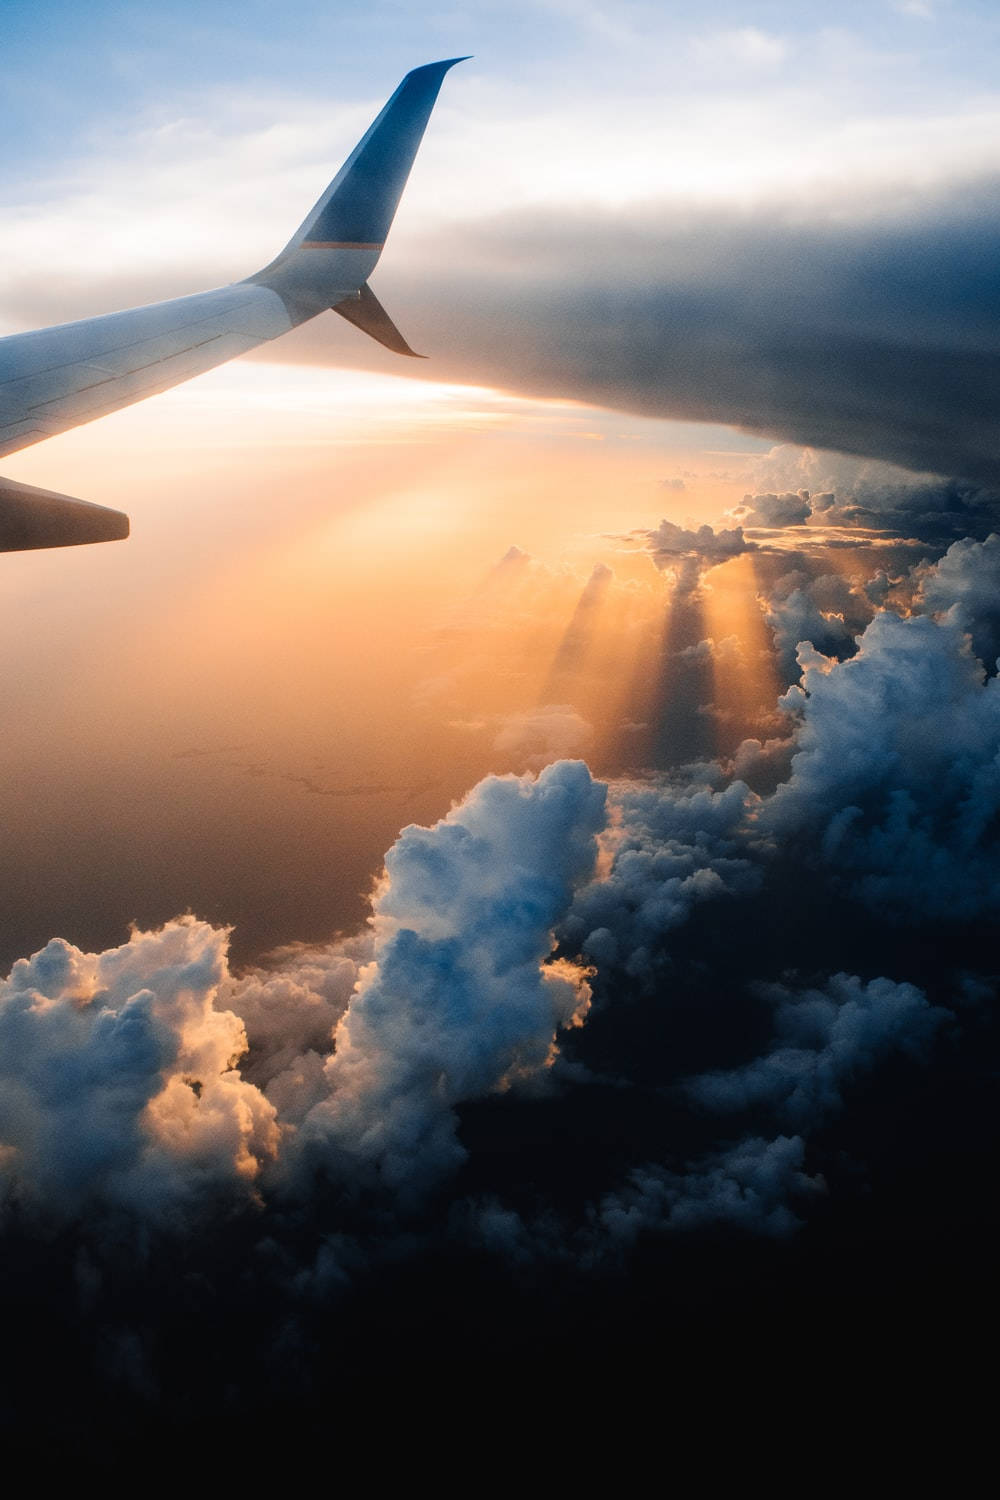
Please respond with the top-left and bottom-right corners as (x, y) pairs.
(0, 349), (806, 961)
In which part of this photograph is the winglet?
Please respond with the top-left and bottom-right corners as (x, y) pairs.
(332, 283), (427, 358)
(273, 58), (470, 263)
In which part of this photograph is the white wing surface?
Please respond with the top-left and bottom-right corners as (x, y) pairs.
(0, 57), (466, 549)
(0, 285), (292, 459)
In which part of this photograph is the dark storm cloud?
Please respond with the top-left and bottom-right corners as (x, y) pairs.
(19, 179), (1000, 487)
(348, 179), (1000, 484)
(592, 1134), (822, 1245)
(688, 973), (948, 1128)
(738, 453), (1000, 545)
(9, 174), (1000, 489)
(803, 475), (1000, 543)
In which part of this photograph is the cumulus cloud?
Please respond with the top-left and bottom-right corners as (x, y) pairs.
(763, 611), (1000, 917)
(588, 969), (948, 1253)
(295, 760), (607, 1196)
(688, 973), (948, 1127)
(0, 764), (609, 1223)
(593, 1135), (821, 1247)
(466, 1133), (825, 1264)
(227, 934), (371, 1123)
(762, 569), (866, 681)
(563, 775), (760, 985)
(748, 447), (1000, 540)
(7, 578), (970, 1250)
(912, 532), (1000, 670)
(641, 519), (753, 571)
(569, 967), (949, 1258)
(735, 490), (812, 527)
(0, 918), (279, 1226)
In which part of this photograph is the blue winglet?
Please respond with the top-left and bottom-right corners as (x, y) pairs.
(293, 58), (470, 253)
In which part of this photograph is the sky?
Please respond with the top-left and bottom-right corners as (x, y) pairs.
(1, 0), (1000, 1466)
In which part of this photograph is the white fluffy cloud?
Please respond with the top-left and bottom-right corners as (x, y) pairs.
(0, 763), (609, 1223)
(0, 600), (987, 1254)
(296, 760), (607, 1196)
(0, 918), (279, 1225)
(763, 611), (1000, 917)
(912, 532), (1000, 669)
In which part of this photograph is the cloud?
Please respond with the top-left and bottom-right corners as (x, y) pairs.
(11, 157), (1000, 488)
(588, 969), (948, 1253)
(693, 27), (790, 71)
(629, 519), (755, 602)
(227, 934), (371, 1123)
(365, 188), (1000, 486)
(563, 775), (760, 985)
(762, 569), (866, 681)
(492, 704), (594, 767)
(0, 918), (279, 1226)
(0, 763), (608, 1224)
(747, 447), (1000, 540)
(912, 532), (1000, 670)
(642, 519), (753, 569)
(763, 611), (1000, 917)
(9, 131), (1000, 492)
(593, 1135), (821, 1247)
(293, 760), (606, 1197)
(736, 490), (812, 527)
(688, 973), (948, 1127)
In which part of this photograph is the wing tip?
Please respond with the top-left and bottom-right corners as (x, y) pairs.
(0, 476), (130, 552)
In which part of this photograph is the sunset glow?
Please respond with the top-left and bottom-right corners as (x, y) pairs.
(2, 2), (999, 1458)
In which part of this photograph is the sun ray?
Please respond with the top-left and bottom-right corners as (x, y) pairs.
(700, 551), (784, 752)
(539, 561), (614, 704)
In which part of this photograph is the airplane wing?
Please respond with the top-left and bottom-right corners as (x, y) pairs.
(0, 57), (467, 551)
